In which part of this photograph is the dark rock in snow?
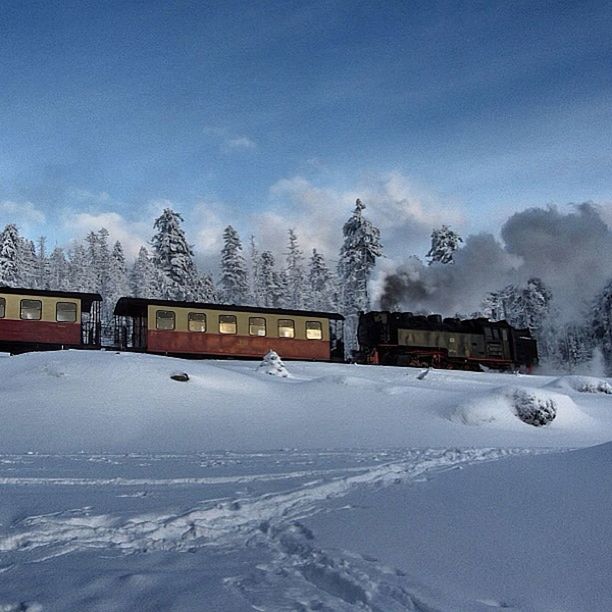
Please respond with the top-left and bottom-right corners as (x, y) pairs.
(170, 372), (190, 382)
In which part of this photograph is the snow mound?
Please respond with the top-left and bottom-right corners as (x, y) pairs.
(547, 375), (612, 395)
(452, 387), (584, 428)
(308, 374), (378, 387)
(257, 350), (291, 378)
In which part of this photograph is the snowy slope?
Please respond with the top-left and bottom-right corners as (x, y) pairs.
(1, 350), (611, 453)
(0, 350), (611, 611)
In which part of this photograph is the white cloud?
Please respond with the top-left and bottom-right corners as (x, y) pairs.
(64, 212), (149, 260)
(203, 126), (257, 153)
(0, 200), (46, 227)
(261, 171), (466, 266)
(593, 201), (612, 230)
(225, 136), (257, 151)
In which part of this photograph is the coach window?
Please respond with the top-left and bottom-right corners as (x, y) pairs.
(155, 310), (175, 330)
(188, 312), (207, 332)
(0, 297), (4, 318)
(56, 302), (77, 323)
(305, 321), (322, 340)
(219, 314), (237, 334)
(278, 319), (295, 338)
(249, 317), (266, 336)
(20, 299), (42, 320)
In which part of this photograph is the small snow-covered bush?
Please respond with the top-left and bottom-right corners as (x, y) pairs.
(562, 376), (612, 394)
(511, 388), (556, 426)
(257, 350), (290, 378)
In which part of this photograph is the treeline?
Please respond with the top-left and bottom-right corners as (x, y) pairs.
(2, 205), (612, 373)
(0, 200), (382, 351)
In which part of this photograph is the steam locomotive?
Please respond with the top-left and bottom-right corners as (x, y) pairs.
(357, 311), (538, 371)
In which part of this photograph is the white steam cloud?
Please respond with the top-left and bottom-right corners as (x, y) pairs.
(379, 203), (612, 321)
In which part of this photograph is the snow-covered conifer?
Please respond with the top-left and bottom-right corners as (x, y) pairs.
(285, 229), (305, 309)
(483, 278), (552, 334)
(219, 225), (248, 304)
(257, 350), (290, 377)
(337, 198), (382, 314)
(48, 247), (70, 291)
(105, 241), (130, 316)
(0, 224), (21, 287)
(306, 248), (335, 311)
(35, 236), (50, 289)
(194, 272), (218, 302)
(17, 238), (37, 288)
(592, 279), (612, 374)
(256, 251), (283, 307)
(426, 225), (463, 265)
(130, 246), (161, 298)
(337, 199), (382, 357)
(85, 229), (111, 296)
(68, 242), (95, 292)
(246, 235), (258, 305)
(151, 208), (200, 300)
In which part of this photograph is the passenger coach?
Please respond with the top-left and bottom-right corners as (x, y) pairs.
(0, 287), (102, 353)
(113, 297), (344, 361)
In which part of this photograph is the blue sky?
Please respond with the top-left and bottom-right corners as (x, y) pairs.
(0, 0), (610, 264)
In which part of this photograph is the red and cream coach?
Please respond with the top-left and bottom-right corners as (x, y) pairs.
(113, 296), (344, 361)
(0, 287), (102, 353)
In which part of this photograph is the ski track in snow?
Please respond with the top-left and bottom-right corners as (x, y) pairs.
(0, 448), (535, 611)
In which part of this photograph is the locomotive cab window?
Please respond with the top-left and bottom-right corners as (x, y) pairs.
(278, 319), (295, 338)
(56, 302), (77, 323)
(0, 297), (4, 318)
(155, 310), (175, 330)
(305, 321), (322, 340)
(219, 314), (237, 334)
(249, 317), (266, 336)
(20, 299), (42, 320)
(188, 312), (207, 332)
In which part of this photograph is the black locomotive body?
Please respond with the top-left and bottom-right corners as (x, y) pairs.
(357, 311), (538, 371)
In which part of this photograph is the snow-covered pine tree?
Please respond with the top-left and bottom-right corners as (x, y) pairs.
(247, 235), (258, 305)
(48, 247), (70, 291)
(68, 242), (95, 292)
(219, 225), (248, 304)
(337, 199), (382, 357)
(306, 248), (335, 311)
(547, 321), (594, 373)
(85, 229), (112, 297)
(483, 277), (555, 364)
(17, 238), (37, 288)
(193, 272), (218, 302)
(482, 278), (552, 333)
(130, 246), (162, 298)
(337, 198), (382, 314)
(0, 224), (21, 287)
(426, 225), (463, 265)
(151, 208), (201, 301)
(255, 251), (283, 307)
(285, 229), (305, 309)
(35, 236), (50, 289)
(592, 279), (612, 375)
(106, 241), (129, 309)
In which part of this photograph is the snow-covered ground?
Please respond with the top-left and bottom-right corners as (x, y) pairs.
(0, 351), (611, 611)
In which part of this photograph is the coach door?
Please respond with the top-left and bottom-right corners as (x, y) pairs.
(131, 314), (147, 350)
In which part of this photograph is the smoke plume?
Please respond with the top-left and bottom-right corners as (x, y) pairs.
(379, 203), (612, 320)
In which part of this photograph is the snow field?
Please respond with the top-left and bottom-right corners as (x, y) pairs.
(0, 351), (611, 610)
